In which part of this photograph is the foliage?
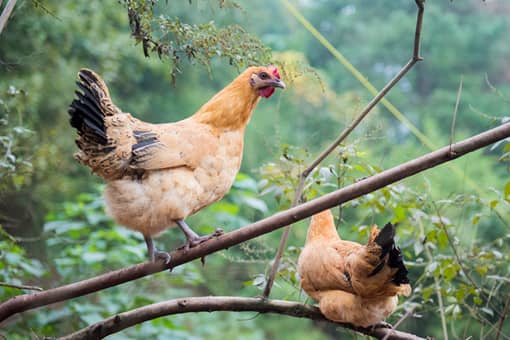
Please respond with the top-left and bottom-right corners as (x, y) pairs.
(0, 85), (33, 191)
(259, 136), (510, 337)
(123, 0), (271, 79)
(1, 0), (510, 339)
(0, 228), (45, 297)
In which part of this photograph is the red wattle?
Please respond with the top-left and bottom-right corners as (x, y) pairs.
(259, 87), (275, 98)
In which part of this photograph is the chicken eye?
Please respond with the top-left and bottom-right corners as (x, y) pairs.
(259, 72), (270, 80)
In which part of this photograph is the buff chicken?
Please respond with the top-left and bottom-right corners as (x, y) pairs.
(297, 209), (411, 327)
(68, 66), (285, 262)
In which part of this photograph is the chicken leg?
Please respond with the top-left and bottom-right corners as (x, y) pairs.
(176, 219), (223, 250)
(144, 236), (171, 264)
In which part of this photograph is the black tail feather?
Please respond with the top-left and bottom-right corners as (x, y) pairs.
(68, 70), (108, 145)
(374, 222), (396, 258)
(389, 245), (410, 285)
(370, 222), (410, 285)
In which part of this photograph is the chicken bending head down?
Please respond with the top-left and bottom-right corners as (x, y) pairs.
(68, 66), (285, 263)
(297, 209), (411, 328)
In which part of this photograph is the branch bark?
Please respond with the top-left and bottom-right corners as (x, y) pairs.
(263, 0), (425, 298)
(0, 0), (17, 35)
(0, 122), (509, 324)
(58, 296), (426, 340)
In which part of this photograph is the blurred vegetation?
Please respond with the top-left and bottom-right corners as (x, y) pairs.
(1, 0), (510, 339)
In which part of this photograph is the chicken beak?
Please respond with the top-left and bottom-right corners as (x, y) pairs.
(272, 79), (286, 89)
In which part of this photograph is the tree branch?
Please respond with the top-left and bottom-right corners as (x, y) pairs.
(0, 0), (16, 35)
(263, 0), (425, 298)
(58, 296), (426, 340)
(496, 292), (510, 340)
(0, 122), (509, 324)
(0, 282), (43, 292)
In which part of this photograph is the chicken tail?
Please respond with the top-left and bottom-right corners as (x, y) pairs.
(69, 69), (119, 145)
(68, 69), (130, 180)
(368, 223), (411, 295)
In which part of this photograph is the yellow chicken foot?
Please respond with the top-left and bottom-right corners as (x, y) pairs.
(144, 235), (171, 264)
(176, 219), (224, 250)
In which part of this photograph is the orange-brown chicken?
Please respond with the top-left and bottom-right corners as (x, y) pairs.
(297, 209), (411, 327)
(68, 66), (285, 262)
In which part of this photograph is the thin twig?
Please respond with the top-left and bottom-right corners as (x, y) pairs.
(58, 296), (427, 340)
(424, 244), (449, 340)
(0, 122), (509, 323)
(262, 0), (425, 298)
(449, 76), (463, 155)
(496, 294), (510, 340)
(0, 282), (43, 291)
(382, 307), (417, 340)
(0, 0), (16, 35)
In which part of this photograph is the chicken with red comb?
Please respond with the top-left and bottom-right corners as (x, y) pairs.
(68, 66), (285, 262)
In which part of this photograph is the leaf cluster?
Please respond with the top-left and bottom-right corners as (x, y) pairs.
(123, 0), (271, 79)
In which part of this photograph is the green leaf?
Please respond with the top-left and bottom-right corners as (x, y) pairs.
(393, 205), (406, 222)
(443, 264), (459, 281)
(233, 173), (258, 192)
(490, 200), (499, 209)
(473, 296), (483, 305)
(437, 230), (449, 249)
(455, 288), (465, 302)
(504, 181), (510, 198)
(82, 252), (107, 264)
(422, 287), (434, 300)
(480, 307), (494, 317)
(413, 241), (424, 256)
(475, 265), (489, 276)
(472, 213), (482, 225)
(238, 196), (268, 213)
(453, 304), (462, 317)
(44, 221), (86, 234)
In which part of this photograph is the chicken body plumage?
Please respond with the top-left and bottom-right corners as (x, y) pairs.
(104, 125), (243, 236)
(68, 67), (285, 261)
(297, 209), (411, 327)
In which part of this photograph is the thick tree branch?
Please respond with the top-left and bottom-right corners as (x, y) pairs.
(59, 296), (426, 340)
(263, 0), (425, 298)
(0, 122), (509, 324)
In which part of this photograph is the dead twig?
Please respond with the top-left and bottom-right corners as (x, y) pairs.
(449, 76), (463, 156)
(0, 282), (43, 291)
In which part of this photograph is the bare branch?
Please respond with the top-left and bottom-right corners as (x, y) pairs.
(59, 296), (426, 340)
(496, 295), (510, 340)
(0, 0), (16, 35)
(382, 307), (417, 340)
(449, 76), (463, 154)
(263, 0), (425, 298)
(0, 282), (43, 292)
(424, 243), (449, 340)
(0, 122), (509, 324)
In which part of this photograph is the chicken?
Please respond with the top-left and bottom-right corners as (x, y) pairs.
(297, 209), (411, 327)
(68, 66), (285, 262)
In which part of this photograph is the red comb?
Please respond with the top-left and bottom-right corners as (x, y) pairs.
(269, 66), (280, 79)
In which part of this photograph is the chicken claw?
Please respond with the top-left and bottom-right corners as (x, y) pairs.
(371, 321), (393, 330)
(144, 236), (171, 264)
(376, 321), (393, 329)
(176, 219), (224, 250)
